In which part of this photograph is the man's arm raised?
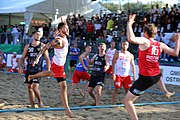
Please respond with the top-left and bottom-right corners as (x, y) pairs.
(32, 38), (65, 66)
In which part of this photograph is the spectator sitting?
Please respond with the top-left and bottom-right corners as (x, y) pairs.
(0, 50), (6, 71)
(166, 19), (172, 32)
(168, 37), (178, 62)
(161, 32), (170, 61)
(154, 31), (162, 42)
(7, 52), (19, 72)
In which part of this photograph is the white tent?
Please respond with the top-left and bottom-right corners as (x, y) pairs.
(0, 0), (111, 33)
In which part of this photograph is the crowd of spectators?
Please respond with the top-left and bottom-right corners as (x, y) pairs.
(0, 24), (24, 44)
(0, 3), (179, 62)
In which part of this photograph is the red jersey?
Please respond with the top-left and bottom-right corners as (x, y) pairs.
(138, 39), (161, 76)
(87, 24), (94, 33)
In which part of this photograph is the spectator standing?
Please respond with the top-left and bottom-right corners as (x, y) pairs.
(106, 17), (114, 34)
(69, 42), (80, 76)
(94, 20), (102, 38)
(11, 26), (19, 44)
(86, 20), (94, 41)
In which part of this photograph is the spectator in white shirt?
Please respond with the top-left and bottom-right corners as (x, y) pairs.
(166, 19), (172, 32)
(161, 32), (170, 61)
(94, 20), (102, 38)
(106, 32), (113, 44)
(168, 38), (178, 62)
(11, 26), (19, 44)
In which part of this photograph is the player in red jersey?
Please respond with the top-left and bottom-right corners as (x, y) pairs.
(124, 14), (180, 120)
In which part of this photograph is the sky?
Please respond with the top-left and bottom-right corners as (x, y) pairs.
(101, 0), (179, 6)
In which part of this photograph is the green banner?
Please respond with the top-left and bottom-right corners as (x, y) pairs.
(0, 44), (22, 53)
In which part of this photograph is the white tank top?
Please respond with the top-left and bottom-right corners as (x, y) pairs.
(12, 57), (18, 69)
(114, 51), (131, 77)
(106, 48), (116, 65)
(52, 36), (68, 66)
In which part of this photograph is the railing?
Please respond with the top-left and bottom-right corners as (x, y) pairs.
(0, 32), (23, 44)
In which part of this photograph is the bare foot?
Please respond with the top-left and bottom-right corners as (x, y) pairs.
(66, 111), (77, 118)
(164, 92), (175, 98)
(38, 102), (44, 108)
(90, 102), (96, 106)
(28, 75), (33, 81)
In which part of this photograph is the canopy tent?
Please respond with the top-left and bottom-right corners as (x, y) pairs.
(0, 0), (111, 33)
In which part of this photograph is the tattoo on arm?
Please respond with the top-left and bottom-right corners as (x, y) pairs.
(34, 42), (51, 63)
(55, 39), (60, 45)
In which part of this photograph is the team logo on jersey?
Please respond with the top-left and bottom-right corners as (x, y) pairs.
(37, 48), (41, 51)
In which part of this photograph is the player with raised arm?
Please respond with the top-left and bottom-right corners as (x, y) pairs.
(124, 14), (180, 120)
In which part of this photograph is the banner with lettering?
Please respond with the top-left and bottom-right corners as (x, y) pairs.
(161, 66), (180, 86)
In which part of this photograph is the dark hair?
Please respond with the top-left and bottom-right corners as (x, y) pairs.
(57, 22), (66, 30)
(85, 45), (91, 48)
(98, 42), (106, 46)
(32, 31), (40, 35)
(143, 24), (157, 38)
(121, 40), (128, 43)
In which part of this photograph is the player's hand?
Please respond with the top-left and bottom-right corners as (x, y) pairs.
(18, 68), (24, 75)
(75, 52), (79, 55)
(104, 66), (109, 72)
(112, 74), (116, 81)
(128, 14), (136, 25)
(84, 66), (88, 71)
(171, 33), (180, 42)
(32, 58), (39, 67)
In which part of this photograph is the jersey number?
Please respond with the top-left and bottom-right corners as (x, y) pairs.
(151, 45), (159, 55)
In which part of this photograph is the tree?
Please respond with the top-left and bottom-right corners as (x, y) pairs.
(101, 1), (166, 14)
(103, 3), (119, 12)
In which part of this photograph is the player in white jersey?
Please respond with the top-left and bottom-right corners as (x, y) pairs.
(28, 22), (76, 118)
(112, 41), (136, 104)
(106, 41), (116, 90)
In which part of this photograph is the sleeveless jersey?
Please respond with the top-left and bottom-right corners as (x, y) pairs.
(138, 39), (161, 76)
(26, 43), (43, 72)
(75, 58), (88, 72)
(91, 55), (106, 76)
(106, 48), (116, 65)
(52, 36), (68, 66)
(114, 51), (131, 77)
